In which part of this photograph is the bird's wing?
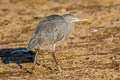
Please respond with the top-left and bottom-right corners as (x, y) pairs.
(28, 18), (67, 49)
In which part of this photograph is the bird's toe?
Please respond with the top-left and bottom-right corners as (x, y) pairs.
(57, 65), (62, 72)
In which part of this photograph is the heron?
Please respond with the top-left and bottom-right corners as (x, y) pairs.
(28, 14), (90, 73)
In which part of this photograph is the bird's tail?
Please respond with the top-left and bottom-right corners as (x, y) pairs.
(28, 37), (38, 50)
(10, 36), (38, 54)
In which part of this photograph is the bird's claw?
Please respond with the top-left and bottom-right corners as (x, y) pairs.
(31, 70), (36, 74)
(57, 65), (62, 72)
(27, 70), (36, 74)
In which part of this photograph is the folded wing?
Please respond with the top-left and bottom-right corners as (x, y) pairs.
(28, 16), (67, 50)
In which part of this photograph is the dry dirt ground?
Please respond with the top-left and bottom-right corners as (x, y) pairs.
(0, 0), (120, 80)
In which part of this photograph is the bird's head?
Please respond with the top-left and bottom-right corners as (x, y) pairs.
(63, 14), (90, 22)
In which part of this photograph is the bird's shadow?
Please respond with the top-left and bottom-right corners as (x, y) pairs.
(0, 48), (52, 72)
(0, 48), (35, 65)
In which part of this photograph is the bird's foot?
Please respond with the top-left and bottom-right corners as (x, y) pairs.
(26, 69), (36, 74)
(57, 65), (62, 72)
(31, 70), (36, 74)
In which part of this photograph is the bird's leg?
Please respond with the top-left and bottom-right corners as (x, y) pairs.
(32, 50), (39, 70)
(52, 44), (62, 71)
(31, 49), (39, 74)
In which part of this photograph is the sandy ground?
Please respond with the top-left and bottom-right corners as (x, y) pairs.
(0, 0), (120, 80)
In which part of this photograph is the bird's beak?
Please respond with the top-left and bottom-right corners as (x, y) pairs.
(79, 19), (91, 22)
(71, 18), (91, 22)
(73, 17), (81, 22)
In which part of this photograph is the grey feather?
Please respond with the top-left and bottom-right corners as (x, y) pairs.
(28, 15), (68, 50)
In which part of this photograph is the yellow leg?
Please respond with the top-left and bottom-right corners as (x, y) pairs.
(52, 44), (62, 71)
(31, 49), (39, 74)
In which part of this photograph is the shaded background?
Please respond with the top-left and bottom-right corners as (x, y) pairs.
(0, 0), (120, 80)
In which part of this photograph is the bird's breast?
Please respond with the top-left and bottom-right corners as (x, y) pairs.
(65, 22), (74, 38)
